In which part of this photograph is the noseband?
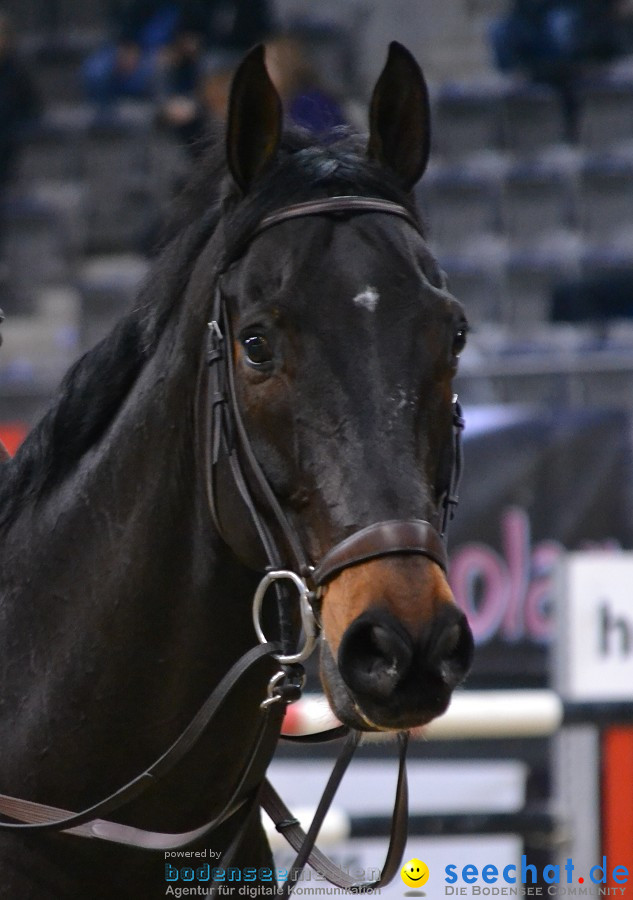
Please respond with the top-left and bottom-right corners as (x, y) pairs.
(202, 194), (464, 667)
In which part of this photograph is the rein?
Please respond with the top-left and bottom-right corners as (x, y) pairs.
(0, 195), (464, 894)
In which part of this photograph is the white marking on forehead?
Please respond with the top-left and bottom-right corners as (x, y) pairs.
(352, 286), (380, 312)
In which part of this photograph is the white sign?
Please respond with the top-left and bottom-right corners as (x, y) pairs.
(558, 553), (633, 701)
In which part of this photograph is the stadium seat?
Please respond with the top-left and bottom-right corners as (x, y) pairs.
(0, 197), (70, 314)
(81, 117), (154, 253)
(432, 82), (503, 160)
(505, 246), (579, 326)
(418, 167), (501, 254)
(75, 254), (149, 350)
(578, 154), (633, 242)
(501, 83), (565, 156)
(501, 162), (573, 247)
(578, 75), (633, 150)
(439, 251), (506, 325)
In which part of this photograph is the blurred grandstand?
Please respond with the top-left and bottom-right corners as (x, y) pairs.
(2, 0), (633, 427)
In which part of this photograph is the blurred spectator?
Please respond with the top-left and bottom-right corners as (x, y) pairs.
(158, 52), (238, 159)
(490, 0), (625, 138)
(160, 0), (275, 98)
(491, 0), (623, 75)
(82, 1), (181, 104)
(160, 31), (348, 167)
(178, 0), (275, 54)
(265, 35), (347, 136)
(83, 0), (275, 106)
(0, 11), (40, 188)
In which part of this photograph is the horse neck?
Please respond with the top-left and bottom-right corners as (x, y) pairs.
(0, 254), (263, 814)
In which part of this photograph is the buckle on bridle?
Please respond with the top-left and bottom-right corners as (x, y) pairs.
(252, 570), (319, 666)
(261, 666), (307, 708)
(207, 320), (224, 365)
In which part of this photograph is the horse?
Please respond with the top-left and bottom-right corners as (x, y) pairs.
(0, 42), (474, 898)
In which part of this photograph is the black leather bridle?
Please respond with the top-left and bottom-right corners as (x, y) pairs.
(0, 196), (464, 895)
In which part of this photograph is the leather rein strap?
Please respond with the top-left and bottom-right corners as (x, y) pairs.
(262, 731), (409, 896)
(0, 195), (461, 894)
(0, 644), (285, 846)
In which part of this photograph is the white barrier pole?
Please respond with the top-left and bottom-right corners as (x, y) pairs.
(283, 690), (565, 741)
(423, 690), (564, 740)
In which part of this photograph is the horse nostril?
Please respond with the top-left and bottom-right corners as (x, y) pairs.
(338, 614), (414, 701)
(431, 613), (474, 689)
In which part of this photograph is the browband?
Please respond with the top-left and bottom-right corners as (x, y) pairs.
(252, 195), (422, 240)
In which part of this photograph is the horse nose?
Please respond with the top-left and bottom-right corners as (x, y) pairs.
(338, 606), (473, 707)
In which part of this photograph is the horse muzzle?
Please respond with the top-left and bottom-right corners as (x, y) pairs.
(318, 552), (474, 732)
(250, 519), (472, 730)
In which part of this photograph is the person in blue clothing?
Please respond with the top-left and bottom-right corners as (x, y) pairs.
(490, 0), (624, 138)
(82, 1), (181, 104)
(265, 35), (347, 137)
(165, 0), (275, 96)
(491, 0), (622, 74)
(82, 0), (275, 105)
(160, 30), (347, 163)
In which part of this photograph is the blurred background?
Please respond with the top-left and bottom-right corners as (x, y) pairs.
(4, 1), (633, 419)
(1, 0), (633, 895)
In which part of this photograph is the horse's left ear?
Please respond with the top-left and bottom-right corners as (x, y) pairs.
(368, 42), (431, 190)
(226, 44), (282, 194)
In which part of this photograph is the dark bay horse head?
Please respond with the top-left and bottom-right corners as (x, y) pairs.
(214, 42), (474, 732)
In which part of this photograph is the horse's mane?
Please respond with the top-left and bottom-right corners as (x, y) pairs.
(0, 127), (421, 528)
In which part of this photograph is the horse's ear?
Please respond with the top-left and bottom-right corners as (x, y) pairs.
(367, 42), (431, 190)
(226, 44), (282, 194)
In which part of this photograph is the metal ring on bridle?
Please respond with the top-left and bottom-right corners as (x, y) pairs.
(252, 570), (318, 665)
(261, 670), (289, 708)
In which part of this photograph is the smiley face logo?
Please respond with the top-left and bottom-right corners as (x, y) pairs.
(401, 858), (430, 889)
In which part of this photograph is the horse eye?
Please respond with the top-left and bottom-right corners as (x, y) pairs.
(452, 328), (467, 358)
(242, 334), (273, 366)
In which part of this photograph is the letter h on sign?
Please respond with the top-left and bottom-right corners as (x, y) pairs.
(599, 602), (632, 657)
(558, 554), (633, 702)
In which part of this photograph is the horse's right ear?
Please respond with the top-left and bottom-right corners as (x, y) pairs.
(368, 42), (431, 190)
(226, 45), (282, 194)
